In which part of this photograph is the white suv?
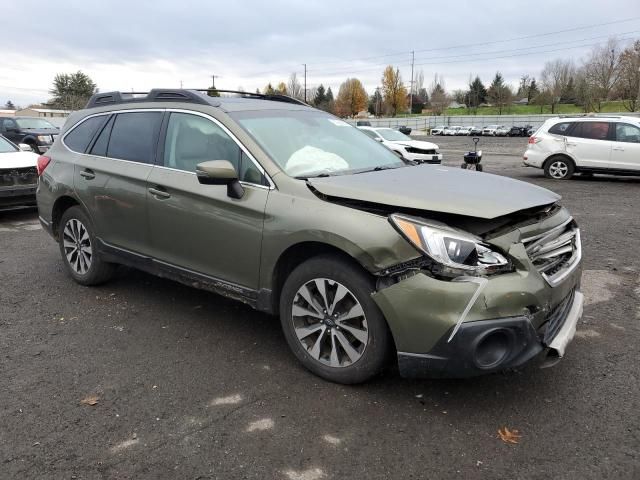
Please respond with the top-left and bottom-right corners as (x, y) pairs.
(523, 115), (640, 179)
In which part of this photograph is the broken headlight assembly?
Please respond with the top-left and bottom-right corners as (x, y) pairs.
(389, 214), (511, 277)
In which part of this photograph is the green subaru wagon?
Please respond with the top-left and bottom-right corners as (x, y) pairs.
(36, 89), (583, 384)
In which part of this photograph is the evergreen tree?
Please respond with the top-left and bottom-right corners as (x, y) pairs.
(314, 84), (327, 106)
(325, 87), (334, 103)
(263, 83), (275, 95)
(528, 79), (539, 103)
(467, 76), (487, 108)
(4, 100), (15, 110)
(560, 77), (577, 104)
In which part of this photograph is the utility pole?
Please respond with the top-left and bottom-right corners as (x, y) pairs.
(303, 64), (307, 102)
(409, 50), (415, 115)
(180, 80), (183, 89)
(211, 75), (220, 88)
(375, 87), (381, 117)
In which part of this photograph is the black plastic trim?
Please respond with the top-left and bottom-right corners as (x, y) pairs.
(397, 316), (544, 378)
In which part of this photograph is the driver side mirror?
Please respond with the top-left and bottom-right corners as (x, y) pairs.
(196, 160), (245, 199)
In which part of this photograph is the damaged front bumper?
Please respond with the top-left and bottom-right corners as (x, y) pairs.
(371, 250), (583, 378)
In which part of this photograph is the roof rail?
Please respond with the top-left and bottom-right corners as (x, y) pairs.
(85, 88), (309, 109)
(85, 89), (214, 109)
(557, 113), (622, 119)
(191, 89), (309, 106)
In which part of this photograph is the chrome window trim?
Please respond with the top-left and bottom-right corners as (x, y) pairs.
(61, 107), (275, 190)
(165, 108), (275, 190)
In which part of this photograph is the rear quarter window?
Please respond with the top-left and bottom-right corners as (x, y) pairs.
(572, 122), (611, 141)
(548, 122), (574, 135)
(64, 116), (108, 153)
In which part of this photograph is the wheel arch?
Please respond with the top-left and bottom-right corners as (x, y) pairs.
(543, 153), (577, 169)
(51, 195), (82, 241)
(267, 241), (373, 315)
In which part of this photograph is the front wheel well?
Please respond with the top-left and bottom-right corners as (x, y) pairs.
(51, 196), (80, 240)
(269, 242), (369, 315)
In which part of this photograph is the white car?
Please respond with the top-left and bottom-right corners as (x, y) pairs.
(495, 126), (510, 136)
(457, 126), (472, 135)
(482, 125), (501, 136)
(0, 135), (40, 210)
(444, 126), (462, 136)
(430, 125), (446, 135)
(359, 127), (443, 164)
(523, 115), (640, 179)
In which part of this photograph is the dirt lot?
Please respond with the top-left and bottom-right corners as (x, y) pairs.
(1, 154), (639, 479)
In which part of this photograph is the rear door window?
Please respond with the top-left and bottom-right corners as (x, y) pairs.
(572, 122), (611, 141)
(548, 122), (575, 136)
(64, 116), (108, 153)
(615, 123), (640, 143)
(106, 112), (163, 163)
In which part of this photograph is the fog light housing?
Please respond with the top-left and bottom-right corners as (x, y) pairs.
(473, 329), (514, 369)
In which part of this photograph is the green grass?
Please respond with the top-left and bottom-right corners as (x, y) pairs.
(441, 100), (631, 116)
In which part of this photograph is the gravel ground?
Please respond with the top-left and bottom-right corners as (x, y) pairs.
(413, 134), (530, 156)
(1, 157), (639, 479)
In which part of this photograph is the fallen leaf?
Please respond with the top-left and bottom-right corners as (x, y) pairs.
(80, 395), (99, 406)
(498, 427), (521, 444)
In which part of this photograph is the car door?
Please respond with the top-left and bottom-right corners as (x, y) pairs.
(611, 123), (640, 171)
(70, 110), (163, 254)
(146, 111), (270, 290)
(563, 121), (612, 169)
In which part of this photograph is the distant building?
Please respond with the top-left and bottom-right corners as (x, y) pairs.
(0, 109), (16, 116)
(16, 107), (71, 118)
(448, 101), (466, 109)
(513, 98), (529, 105)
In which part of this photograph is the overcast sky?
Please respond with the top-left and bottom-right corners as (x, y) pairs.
(2, 0), (640, 107)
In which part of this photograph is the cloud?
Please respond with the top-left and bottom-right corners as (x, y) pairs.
(2, 0), (639, 106)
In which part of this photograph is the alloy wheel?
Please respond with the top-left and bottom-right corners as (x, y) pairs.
(549, 161), (569, 179)
(291, 278), (368, 368)
(62, 218), (92, 275)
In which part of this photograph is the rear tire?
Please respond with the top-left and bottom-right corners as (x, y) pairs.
(279, 254), (392, 384)
(476, 164), (483, 172)
(544, 156), (574, 180)
(58, 206), (116, 286)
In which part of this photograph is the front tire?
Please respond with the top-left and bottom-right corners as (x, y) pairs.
(58, 206), (116, 285)
(544, 156), (574, 180)
(279, 255), (392, 384)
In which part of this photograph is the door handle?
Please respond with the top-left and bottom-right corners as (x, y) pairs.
(148, 187), (171, 199)
(79, 169), (95, 180)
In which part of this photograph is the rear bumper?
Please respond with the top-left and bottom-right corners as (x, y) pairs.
(397, 290), (583, 378)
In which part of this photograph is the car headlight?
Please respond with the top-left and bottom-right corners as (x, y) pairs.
(389, 214), (510, 276)
(36, 135), (51, 143)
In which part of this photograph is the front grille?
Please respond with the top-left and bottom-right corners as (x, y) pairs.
(523, 219), (581, 287)
(0, 167), (38, 188)
(541, 288), (575, 344)
(405, 147), (436, 155)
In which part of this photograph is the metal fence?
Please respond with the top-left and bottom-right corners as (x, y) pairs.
(345, 112), (639, 132)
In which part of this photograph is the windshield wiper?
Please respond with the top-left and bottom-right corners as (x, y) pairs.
(354, 165), (403, 174)
(295, 172), (333, 180)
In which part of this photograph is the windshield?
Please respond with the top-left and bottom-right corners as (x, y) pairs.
(377, 129), (410, 141)
(231, 110), (404, 178)
(0, 136), (18, 153)
(15, 118), (57, 129)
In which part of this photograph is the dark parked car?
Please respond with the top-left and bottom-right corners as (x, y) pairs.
(356, 120), (372, 127)
(469, 126), (483, 136)
(0, 116), (60, 153)
(508, 125), (535, 137)
(396, 125), (412, 135)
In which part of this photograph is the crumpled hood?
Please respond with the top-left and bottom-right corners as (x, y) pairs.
(308, 164), (560, 219)
(391, 140), (439, 150)
(0, 151), (39, 169)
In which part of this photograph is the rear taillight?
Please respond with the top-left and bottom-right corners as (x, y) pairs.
(528, 136), (541, 144)
(37, 155), (51, 176)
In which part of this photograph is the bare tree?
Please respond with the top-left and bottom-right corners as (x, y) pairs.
(415, 70), (425, 96)
(429, 74), (448, 116)
(540, 59), (575, 114)
(615, 40), (640, 111)
(583, 38), (622, 111)
(287, 73), (303, 100)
